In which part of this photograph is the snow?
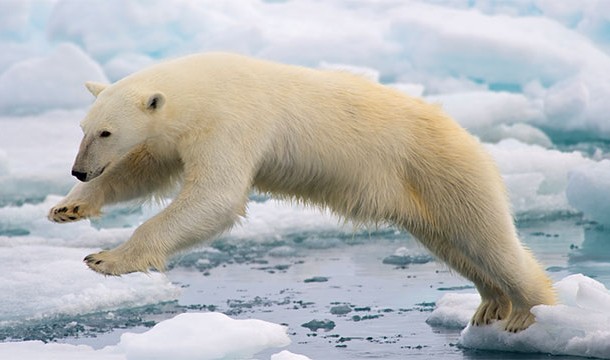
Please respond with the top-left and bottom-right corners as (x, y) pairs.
(428, 274), (610, 359)
(1, 0), (610, 359)
(0, 313), (308, 360)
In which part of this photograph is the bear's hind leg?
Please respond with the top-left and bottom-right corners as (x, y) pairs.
(429, 244), (512, 326)
(500, 249), (556, 332)
(412, 226), (554, 332)
(456, 239), (555, 332)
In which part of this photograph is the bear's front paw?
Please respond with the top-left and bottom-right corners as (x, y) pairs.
(84, 249), (166, 276)
(48, 202), (98, 223)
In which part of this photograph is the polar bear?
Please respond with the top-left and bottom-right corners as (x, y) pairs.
(49, 52), (555, 332)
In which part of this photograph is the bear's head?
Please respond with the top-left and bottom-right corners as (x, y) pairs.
(71, 81), (166, 182)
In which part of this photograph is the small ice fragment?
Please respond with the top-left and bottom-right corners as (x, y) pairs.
(301, 319), (336, 332)
(330, 305), (352, 315)
(382, 247), (433, 266)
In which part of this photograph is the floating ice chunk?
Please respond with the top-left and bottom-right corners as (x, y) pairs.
(0, 313), (306, 360)
(0, 245), (179, 323)
(485, 139), (593, 217)
(428, 91), (544, 133)
(555, 273), (610, 307)
(118, 312), (291, 360)
(271, 350), (312, 360)
(0, 341), (122, 360)
(229, 200), (347, 241)
(426, 293), (480, 329)
(0, 43), (107, 115)
(428, 274), (610, 359)
(539, 67), (610, 138)
(566, 160), (610, 226)
(103, 53), (156, 82)
(428, 91), (553, 146)
(483, 123), (553, 148)
(382, 247), (433, 266)
(389, 3), (601, 85)
(0, 195), (135, 248)
(544, 78), (589, 128)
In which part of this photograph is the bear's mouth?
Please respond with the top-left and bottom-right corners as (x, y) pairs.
(87, 164), (108, 182)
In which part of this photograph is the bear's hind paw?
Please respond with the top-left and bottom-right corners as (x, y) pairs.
(503, 308), (535, 333)
(471, 297), (511, 326)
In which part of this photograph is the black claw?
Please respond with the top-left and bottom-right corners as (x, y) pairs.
(84, 255), (93, 262)
(95, 260), (103, 265)
(68, 216), (77, 220)
(73, 206), (79, 213)
(58, 207), (68, 213)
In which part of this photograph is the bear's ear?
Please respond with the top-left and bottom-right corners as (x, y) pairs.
(145, 92), (165, 112)
(85, 81), (108, 97)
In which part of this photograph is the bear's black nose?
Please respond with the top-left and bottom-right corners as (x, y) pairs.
(71, 170), (88, 182)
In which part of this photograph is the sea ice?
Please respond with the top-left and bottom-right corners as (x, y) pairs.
(566, 160), (610, 226)
(0, 244), (179, 324)
(118, 312), (291, 360)
(271, 350), (312, 360)
(427, 91), (550, 145)
(0, 1), (610, 359)
(0, 149), (8, 176)
(2, 0), (610, 138)
(0, 312), (310, 360)
(429, 274), (610, 359)
(0, 43), (107, 115)
(485, 139), (593, 217)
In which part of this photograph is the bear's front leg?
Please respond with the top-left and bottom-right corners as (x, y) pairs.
(48, 182), (103, 223)
(83, 149), (253, 275)
(83, 192), (246, 275)
(83, 226), (167, 275)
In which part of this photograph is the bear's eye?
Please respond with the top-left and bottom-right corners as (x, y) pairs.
(99, 131), (112, 138)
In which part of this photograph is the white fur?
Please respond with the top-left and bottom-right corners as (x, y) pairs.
(49, 52), (556, 332)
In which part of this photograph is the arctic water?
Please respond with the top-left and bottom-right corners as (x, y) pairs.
(1, 1), (610, 359)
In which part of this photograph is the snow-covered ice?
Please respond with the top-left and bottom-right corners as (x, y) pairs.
(0, 43), (107, 115)
(429, 274), (610, 359)
(1, 0), (610, 139)
(567, 160), (610, 226)
(1, 0), (610, 359)
(0, 312), (308, 360)
(119, 312), (291, 360)
(0, 244), (179, 324)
